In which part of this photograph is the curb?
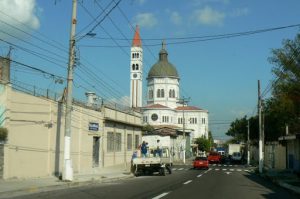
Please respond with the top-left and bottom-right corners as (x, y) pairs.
(278, 181), (300, 195)
(0, 174), (134, 199)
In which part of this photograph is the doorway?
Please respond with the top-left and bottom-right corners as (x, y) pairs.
(93, 137), (100, 167)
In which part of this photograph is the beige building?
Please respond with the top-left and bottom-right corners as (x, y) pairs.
(0, 82), (142, 179)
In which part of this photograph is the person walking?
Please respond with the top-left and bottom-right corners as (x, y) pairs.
(156, 139), (162, 157)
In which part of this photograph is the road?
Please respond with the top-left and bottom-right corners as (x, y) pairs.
(9, 164), (299, 199)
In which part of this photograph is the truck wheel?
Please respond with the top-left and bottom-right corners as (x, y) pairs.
(159, 168), (165, 176)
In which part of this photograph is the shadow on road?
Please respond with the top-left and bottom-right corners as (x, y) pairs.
(243, 172), (299, 199)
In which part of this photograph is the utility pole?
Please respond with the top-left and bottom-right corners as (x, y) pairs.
(63, 0), (77, 181)
(258, 80), (263, 173)
(247, 119), (250, 165)
(178, 97), (190, 164)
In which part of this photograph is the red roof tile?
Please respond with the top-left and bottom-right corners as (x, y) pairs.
(175, 106), (202, 111)
(144, 104), (170, 109)
(132, 25), (142, 47)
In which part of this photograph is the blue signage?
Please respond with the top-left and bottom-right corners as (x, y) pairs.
(89, 122), (99, 131)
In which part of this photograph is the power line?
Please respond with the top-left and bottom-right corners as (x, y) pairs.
(79, 23), (300, 47)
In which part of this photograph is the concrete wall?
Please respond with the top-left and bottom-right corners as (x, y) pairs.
(287, 139), (300, 172)
(0, 144), (3, 179)
(265, 142), (286, 170)
(0, 84), (142, 179)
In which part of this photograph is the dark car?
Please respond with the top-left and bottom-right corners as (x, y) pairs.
(193, 156), (209, 169)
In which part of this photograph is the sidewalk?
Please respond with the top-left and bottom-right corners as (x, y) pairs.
(260, 169), (300, 195)
(0, 166), (134, 199)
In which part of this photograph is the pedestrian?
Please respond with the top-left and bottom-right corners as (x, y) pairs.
(156, 139), (162, 157)
(141, 141), (148, 158)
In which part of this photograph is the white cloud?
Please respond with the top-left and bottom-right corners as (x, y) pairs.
(0, 0), (40, 30)
(133, 13), (158, 28)
(170, 11), (182, 25)
(230, 8), (249, 17)
(192, 6), (225, 26)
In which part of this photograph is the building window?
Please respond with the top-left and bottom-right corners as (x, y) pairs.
(143, 116), (148, 122)
(157, 89), (165, 98)
(136, 64), (139, 70)
(190, 118), (198, 124)
(107, 132), (114, 152)
(169, 89), (175, 98)
(107, 132), (122, 152)
(127, 134), (132, 150)
(202, 118), (206, 124)
(162, 116), (169, 123)
(132, 64), (135, 70)
(149, 90), (153, 99)
(178, 117), (183, 124)
(137, 53), (139, 58)
(135, 135), (140, 149)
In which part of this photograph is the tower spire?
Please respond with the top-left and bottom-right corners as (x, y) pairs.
(132, 25), (142, 47)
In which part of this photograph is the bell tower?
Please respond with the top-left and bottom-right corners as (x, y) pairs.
(130, 25), (143, 108)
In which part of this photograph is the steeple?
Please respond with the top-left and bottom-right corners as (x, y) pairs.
(159, 40), (168, 61)
(132, 25), (142, 47)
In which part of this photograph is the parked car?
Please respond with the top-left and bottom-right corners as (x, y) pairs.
(231, 152), (242, 163)
(193, 156), (209, 170)
(207, 151), (221, 164)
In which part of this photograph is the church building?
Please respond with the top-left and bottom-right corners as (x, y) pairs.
(130, 26), (209, 141)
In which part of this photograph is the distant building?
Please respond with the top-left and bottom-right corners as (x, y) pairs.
(129, 27), (209, 140)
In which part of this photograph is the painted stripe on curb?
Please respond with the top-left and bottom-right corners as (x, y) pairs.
(183, 180), (192, 185)
(152, 192), (170, 199)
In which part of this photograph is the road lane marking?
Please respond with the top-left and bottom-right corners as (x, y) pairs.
(230, 169), (234, 171)
(244, 169), (249, 172)
(183, 180), (192, 185)
(215, 168), (220, 171)
(197, 174), (202, 177)
(237, 169), (242, 171)
(152, 192), (170, 199)
(222, 168), (227, 171)
(178, 168), (184, 171)
(225, 172), (232, 175)
(172, 168), (177, 171)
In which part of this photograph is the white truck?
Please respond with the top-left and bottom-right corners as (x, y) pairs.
(228, 144), (241, 156)
(131, 135), (173, 176)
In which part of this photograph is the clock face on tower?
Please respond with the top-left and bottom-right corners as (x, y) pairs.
(133, 73), (137, 78)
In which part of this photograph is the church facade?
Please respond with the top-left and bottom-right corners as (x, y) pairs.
(130, 26), (209, 140)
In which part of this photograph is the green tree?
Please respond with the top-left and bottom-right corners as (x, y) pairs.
(195, 136), (211, 152)
(267, 33), (300, 135)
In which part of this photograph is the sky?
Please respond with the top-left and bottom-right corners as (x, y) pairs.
(0, 0), (300, 140)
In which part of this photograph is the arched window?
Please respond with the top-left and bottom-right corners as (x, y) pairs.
(132, 64), (135, 70)
(136, 64), (139, 70)
(157, 89), (161, 98)
(137, 53), (139, 58)
(169, 90), (172, 98)
(172, 90), (175, 98)
(161, 89), (164, 98)
(149, 90), (153, 99)
(132, 53), (134, 59)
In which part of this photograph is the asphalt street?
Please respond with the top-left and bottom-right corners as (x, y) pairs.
(7, 164), (299, 199)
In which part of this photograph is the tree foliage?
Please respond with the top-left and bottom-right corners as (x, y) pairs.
(226, 33), (300, 142)
(195, 136), (211, 152)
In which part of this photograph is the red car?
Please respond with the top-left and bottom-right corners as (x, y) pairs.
(207, 151), (221, 164)
(193, 156), (209, 169)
